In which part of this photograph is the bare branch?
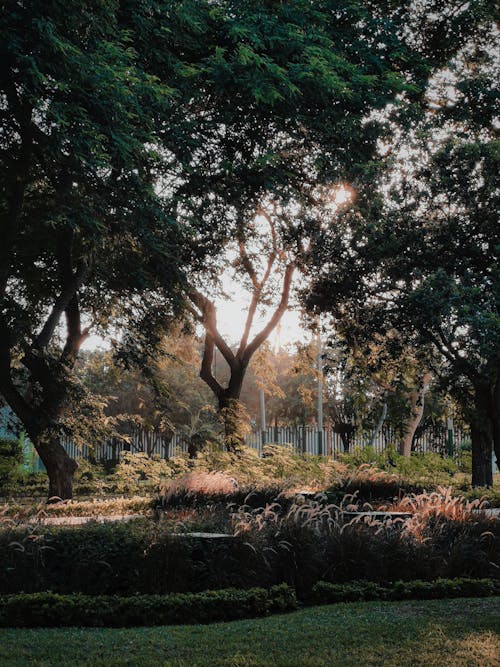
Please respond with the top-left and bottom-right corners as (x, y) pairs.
(34, 260), (89, 351)
(190, 290), (237, 370)
(199, 331), (224, 398)
(238, 239), (260, 290)
(243, 262), (296, 365)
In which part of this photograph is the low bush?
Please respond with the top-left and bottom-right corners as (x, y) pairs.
(0, 519), (264, 595)
(0, 578), (496, 629)
(234, 492), (500, 596)
(1, 489), (498, 597)
(0, 437), (23, 485)
(309, 578), (500, 605)
(0, 584), (297, 628)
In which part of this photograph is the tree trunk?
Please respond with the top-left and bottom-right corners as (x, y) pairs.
(470, 421), (493, 488)
(219, 394), (246, 452)
(31, 430), (78, 501)
(492, 370), (500, 472)
(399, 373), (430, 457)
(212, 363), (249, 452)
(369, 401), (387, 448)
(470, 385), (494, 488)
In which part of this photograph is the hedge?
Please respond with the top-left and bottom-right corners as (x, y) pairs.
(309, 578), (500, 606)
(0, 584), (297, 628)
(1, 579), (498, 628)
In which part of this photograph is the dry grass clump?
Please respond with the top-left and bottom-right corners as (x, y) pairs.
(230, 491), (500, 593)
(385, 486), (493, 543)
(328, 463), (420, 503)
(0, 496), (152, 522)
(389, 485), (487, 519)
(163, 471), (238, 503)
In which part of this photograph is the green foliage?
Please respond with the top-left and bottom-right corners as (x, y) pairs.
(0, 598), (497, 667)
(110, 452), (189, 493)
(0, 578), (497, 629)
(309, 578), (500, 605)
(1, 489), (498, 598)
(341, 448), (458, 483)
(0, 438), (23, 485)
(0, 584), (297, 628)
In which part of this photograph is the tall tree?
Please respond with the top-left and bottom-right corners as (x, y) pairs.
(306, 20), (499, 484)
(0, 1), (191, 498)
(160, 0), (476, 447)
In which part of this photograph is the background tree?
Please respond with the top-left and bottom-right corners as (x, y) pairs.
(162, 0), (471, 448)
(306, 20), (499, 484)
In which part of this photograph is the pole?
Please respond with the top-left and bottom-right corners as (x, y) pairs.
(260, 388), (267, 447)
(447, 415), (454, 458)
(317, 330), (323, 456)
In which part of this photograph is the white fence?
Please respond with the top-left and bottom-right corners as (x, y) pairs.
(62, 423), (469, 462)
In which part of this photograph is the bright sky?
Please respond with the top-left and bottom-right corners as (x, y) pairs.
(81, 301), (307, 352)
(81, 186), (352, 352)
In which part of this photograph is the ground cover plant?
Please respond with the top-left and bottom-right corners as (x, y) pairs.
(0, 597), (498, 667)
(1, 487), (498, 597)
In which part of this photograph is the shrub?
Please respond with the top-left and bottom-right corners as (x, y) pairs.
(0, 584), (297, 628)
(233, 495), (500, 596)
(0, 519), (264, 595)
(309, 578), (500, 605)
(0, 437), (23, 485)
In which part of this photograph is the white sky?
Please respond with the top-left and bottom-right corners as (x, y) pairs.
(81, 289), (310, 352)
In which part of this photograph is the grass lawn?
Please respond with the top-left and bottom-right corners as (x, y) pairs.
(0, 597), (499, 667)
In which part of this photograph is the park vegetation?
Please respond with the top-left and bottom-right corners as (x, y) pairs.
(1, 1), (498, 499)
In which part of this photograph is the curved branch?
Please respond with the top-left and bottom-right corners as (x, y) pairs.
(243, 262), (296, 365)
(190, 290), (236, 370)
(199, 331), (224, 399)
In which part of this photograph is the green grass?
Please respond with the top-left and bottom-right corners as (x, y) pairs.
(0, 597), (498, 667)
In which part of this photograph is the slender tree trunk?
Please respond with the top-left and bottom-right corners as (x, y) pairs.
(399, 373), (431, 457)
(369, 401), (387, 448)
(30, 428), (78, 500)
(470, 384), (494, 488)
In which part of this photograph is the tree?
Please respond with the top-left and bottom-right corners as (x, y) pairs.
(0, 2), (192, 498)
(188, 211), (296, 448)
(306, 19), (499, 484)
(166, 0), (469, 447)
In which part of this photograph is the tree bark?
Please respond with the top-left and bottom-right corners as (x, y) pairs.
(30, 428), (78, 500)
(369, 401), (387, 448)
(470, 384), (494, 488)
(470, 421), (493, 488)
(492, 369), (500, 473)
(399, 373), (431, 457)
(217, 364), (247, 451)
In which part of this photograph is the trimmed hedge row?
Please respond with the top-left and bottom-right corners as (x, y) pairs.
(0, 584), (297, 628)
(309, 578), (500, 605)
(1, 579), (498, 628)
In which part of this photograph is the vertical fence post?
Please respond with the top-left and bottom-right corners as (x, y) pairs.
(447, 416), (454, 457)
(317, 339), (323, 456)
(260, 388), (267, 448)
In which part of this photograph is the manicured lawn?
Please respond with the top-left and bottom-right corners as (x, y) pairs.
(0, 597), (498, 667)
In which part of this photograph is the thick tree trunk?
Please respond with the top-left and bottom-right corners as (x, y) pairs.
(492, 370), (500, 472)
(212, 363), (248, 452)
(399, 373), (430, 457)
(31, 429), (78, 501)
(470, 385), (494, 488)
(218, 394), (246, 452)
(470, 421), (493, 488)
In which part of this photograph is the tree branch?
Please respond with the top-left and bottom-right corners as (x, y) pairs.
(199, 331), (224, 398)
(190, 290), (237, 370)
(243, 262), (296, 365)
(34, 259), (89, 351)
